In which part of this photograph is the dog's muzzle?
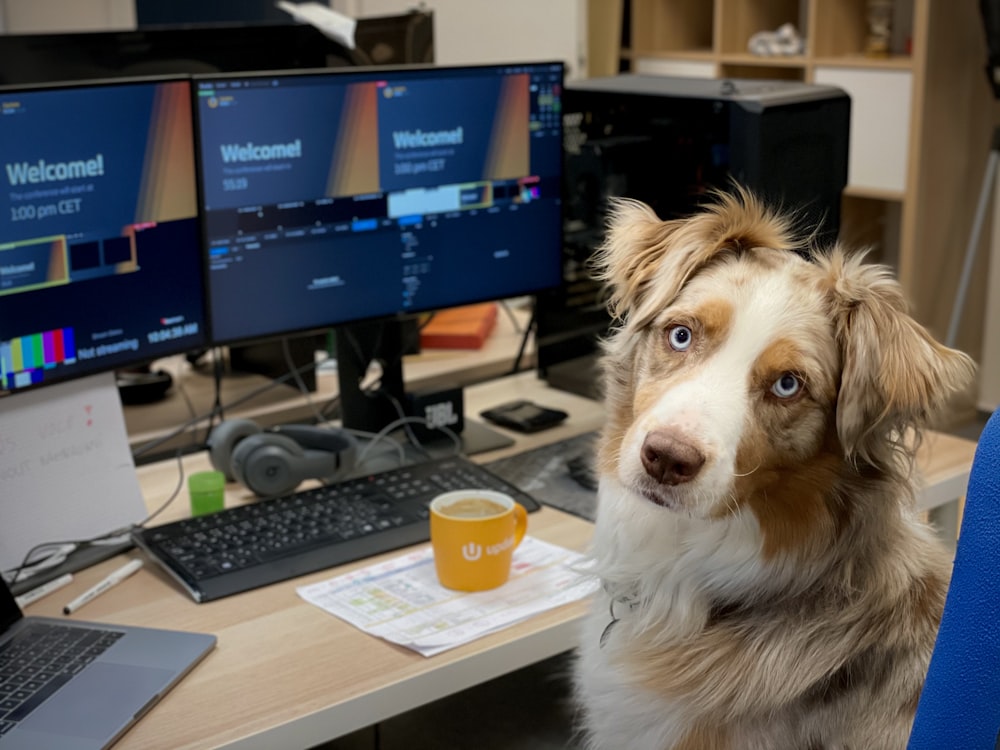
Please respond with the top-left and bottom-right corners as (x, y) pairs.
(640, 429), (705, 486)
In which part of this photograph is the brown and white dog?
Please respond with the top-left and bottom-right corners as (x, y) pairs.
(572, 189), (976, 750)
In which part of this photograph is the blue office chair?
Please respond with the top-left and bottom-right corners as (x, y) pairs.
(908, 409), (1000, 749)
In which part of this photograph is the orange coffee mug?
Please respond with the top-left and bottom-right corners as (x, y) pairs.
(429, 489), (528, 591)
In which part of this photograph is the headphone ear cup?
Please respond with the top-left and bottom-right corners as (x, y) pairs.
(272, 425), (359, 482)
(230, 433), (306, 497)
(207, 418), (261, 481)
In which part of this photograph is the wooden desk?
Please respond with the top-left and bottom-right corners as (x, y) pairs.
(26, 373), (602, 750)
(22, 373), (977, 749)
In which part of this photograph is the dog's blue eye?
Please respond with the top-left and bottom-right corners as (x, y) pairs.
(667, 325), (693, 351)
(771, 373), (802, 399)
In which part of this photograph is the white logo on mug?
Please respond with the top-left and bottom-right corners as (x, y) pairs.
(460, 536), (516, 562)
(461, 542), (482, 561)
(486, 535), (516, 556)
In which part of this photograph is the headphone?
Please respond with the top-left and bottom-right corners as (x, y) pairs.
(207, 419), (358, 497)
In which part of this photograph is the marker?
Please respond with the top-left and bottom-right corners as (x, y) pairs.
(62, 559), (143, 616)
(15, 573), (74, 609)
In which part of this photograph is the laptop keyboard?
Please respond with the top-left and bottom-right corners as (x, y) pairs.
(0, 623), (124, 734)
(133, 454), (543, 603)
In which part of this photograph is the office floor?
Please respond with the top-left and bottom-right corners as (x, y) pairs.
(314, 410), (993, 750)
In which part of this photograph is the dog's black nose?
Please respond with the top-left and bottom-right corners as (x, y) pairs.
(641, 430), (705, 485)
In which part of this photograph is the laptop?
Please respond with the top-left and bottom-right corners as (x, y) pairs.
(0, 575), (216, 749)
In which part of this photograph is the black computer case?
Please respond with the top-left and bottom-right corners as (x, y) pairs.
(539, 75), (851, 398)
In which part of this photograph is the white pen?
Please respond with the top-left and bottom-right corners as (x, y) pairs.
(63, 559), (143, 615)
(15, 573), (74, 609)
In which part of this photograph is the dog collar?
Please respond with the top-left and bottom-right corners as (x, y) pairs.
(599, 582), (640, 648)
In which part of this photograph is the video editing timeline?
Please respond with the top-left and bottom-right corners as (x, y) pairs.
(195, 63), (564, 345)
(0, 77), (208, 393)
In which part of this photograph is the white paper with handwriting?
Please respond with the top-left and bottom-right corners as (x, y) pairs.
(297, 536), (598, 657)
(0, 373), (146, 571)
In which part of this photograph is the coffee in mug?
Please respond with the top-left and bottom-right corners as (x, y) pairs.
(438, 497), (507, 518)
(429, 489), (528, 591)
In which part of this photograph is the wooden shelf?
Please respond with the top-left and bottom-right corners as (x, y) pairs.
(842, 185), (905, 202)
(719, 53), (808, 67)
(811, 54), (913, 70)
(623, 47), (714, 62)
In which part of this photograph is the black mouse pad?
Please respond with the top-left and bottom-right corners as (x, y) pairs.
(483, 431), (598, 521)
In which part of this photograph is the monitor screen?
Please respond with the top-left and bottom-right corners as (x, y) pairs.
(193, 62), (565, 346)
(0, 77), (208, 395)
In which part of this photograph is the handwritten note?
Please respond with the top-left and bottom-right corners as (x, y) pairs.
(0, 373), (147, 571)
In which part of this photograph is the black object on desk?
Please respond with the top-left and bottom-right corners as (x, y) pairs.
(132, 455), (541, 603)
(8, 539), (135, 597)
(484, 431), (599, 521)
(480, 400), (569, 433)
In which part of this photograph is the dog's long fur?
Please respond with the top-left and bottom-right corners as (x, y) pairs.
(573, 189), (976, 750)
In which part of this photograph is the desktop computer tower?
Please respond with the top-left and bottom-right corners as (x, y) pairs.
(538, 74), (851, 398)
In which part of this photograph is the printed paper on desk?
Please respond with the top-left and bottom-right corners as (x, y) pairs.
(0, 373), (147, 571)
(297, 536), (598, 657)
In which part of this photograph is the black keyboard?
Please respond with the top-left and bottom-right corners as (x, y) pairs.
(0, 623), (123, 734)
(132, 455), (543, 603)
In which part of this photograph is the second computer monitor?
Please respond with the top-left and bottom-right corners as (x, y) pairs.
(193, 62), (565, 346)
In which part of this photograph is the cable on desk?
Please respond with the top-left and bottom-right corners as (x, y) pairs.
(281, 336), (327, 426)
(208, 345), (227, 433)
(5, 532), (131, 588)
(130, 351), (332, 462)
(3, 449), (188, 589)
(134, 449), (188, 529)
(354, 414), (461, 469)
(508, 302), (536, 376)
(497, 297), (526, 334)
(341, 318), (425, 393)
(164, 355), (201, 435)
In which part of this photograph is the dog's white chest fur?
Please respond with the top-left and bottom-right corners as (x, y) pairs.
(571, 190), (973, 750)
(574, 478), (768, 749)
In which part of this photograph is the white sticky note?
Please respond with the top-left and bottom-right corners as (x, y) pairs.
(0, 372), (146, 571)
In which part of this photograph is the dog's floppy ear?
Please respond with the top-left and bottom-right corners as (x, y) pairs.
(591, 198), (679, 322)
(592, 188), (800, 328)
(823, 249), (976, 464)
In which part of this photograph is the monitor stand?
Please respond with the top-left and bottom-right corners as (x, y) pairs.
(334, 318), (513, 457)
(428, 419), (514, 458)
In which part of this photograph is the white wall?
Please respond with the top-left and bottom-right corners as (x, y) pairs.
(334, 0), (588, 78)
(1, 0), (134, 32)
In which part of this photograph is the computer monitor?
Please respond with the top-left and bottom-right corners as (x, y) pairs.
(193, 62), (564, 443)
(0, 76), (208, 396)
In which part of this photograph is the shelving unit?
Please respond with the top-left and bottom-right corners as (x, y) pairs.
(612, 0), (996, 388)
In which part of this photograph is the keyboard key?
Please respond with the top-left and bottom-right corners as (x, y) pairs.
(0, 624), (123, 728)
